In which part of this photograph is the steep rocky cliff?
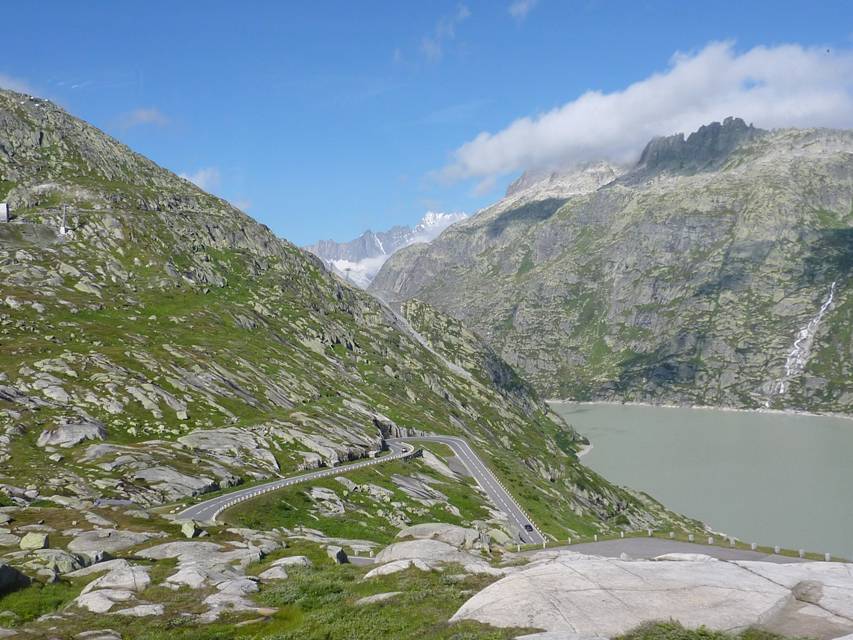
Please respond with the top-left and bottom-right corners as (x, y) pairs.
(371, 118), (853, 413)
(0, 89), (686, 541)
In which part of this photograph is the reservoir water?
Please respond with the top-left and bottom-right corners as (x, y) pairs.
(550, 402), (853, 560)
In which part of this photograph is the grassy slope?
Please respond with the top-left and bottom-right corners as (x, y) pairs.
(0, 88), (693, 543)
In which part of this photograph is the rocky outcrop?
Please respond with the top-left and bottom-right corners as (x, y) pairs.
(376, 539), (473, 564)
(634, 117), (763, 177)
(396, 523), (480, 549)
(23, 549), (87, 576)
(36, 421), (106, 448)
(505, 161), (624, 201)
(363, 558), (434, 579)
(373, 539), (503, 576)
(269, 555), (311, 568)
(67, 529), (156, 557)
(132, 467), (219, 502)
(134, 533), (285, 620)
(452, 551), (853, 638)
(67, 560), (152, 613)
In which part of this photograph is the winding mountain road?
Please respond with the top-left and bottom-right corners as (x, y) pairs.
(176, 440), (416, 523)
(176, 434), (545, 546)
(389, 435), (546, 545)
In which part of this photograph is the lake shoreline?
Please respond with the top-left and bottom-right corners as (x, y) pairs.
(576, 442), (594, 458)
(547, 399), (853, 424)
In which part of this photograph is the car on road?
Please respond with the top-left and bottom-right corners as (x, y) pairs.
(524, 524), (534, 532)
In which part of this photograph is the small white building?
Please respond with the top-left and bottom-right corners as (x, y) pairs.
(0, 203), (8, 223)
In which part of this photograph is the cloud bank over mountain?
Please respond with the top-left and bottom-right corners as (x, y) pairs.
(441, 42), (853, 187)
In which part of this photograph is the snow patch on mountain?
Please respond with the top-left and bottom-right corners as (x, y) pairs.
(306, 212), (466, 287)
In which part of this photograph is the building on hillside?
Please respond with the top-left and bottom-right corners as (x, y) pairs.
(0, 203), (8, 223)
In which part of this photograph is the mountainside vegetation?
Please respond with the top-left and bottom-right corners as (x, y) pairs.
(0, 86), (709, 637)
(0, 86), (694, 545)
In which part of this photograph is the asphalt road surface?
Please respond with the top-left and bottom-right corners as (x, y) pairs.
(389, 435), (546, 545)
(529, 537), (811, 563)
(176, 441), (415, 523)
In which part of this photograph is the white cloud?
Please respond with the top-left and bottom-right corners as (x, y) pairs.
(0, 72), (33, 94)
(115, 107), (169, 129)
(441, 42), (853, 183)
(180, 167), (221, 192)
(472, 175), (498, 196)
(330, 255), (390, 288)
(421, 4), (471, 61)
(509, 0), (538, 21)
(231, 199), (252, 211)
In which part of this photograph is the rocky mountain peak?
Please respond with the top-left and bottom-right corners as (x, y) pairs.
(0, 88), (234, 217)
(305, 211), (466, 287)
(418, 211), (466, 230)
(635, 116), (765, 175)
(505, 161), (623, 198)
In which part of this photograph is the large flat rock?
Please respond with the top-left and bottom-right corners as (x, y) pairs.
(396, 523), (479, 549)
(67, 529), (155, 556)
(376, 539), (478, 565)
(452, 552), (853, 638)
(37, 421), (106, 448)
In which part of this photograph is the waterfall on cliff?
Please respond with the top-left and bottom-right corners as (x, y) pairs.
(767, 281), (837, 403)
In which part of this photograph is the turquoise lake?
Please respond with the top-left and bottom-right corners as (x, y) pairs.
(550, 402), (853, 560)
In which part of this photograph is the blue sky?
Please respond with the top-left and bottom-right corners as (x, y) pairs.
(2, 1), (852, 245)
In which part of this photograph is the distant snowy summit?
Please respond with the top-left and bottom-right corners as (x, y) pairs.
(305, 211), (466, 287)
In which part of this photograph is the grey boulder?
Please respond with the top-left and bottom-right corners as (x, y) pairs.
(19, 532), (48, 550)
(67, 529), (155, 556)
(37, 421), (106, 448)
